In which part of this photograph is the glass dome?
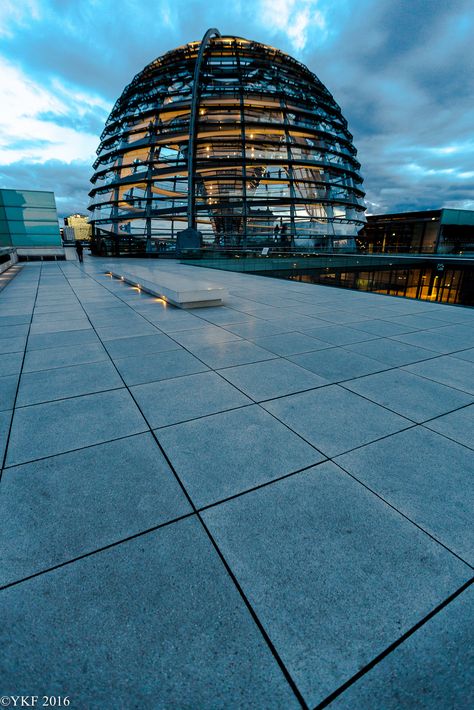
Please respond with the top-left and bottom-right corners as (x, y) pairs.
(89, 30), (365, 251)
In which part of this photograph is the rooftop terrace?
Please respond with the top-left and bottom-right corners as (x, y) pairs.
(1, 257), (473, 708)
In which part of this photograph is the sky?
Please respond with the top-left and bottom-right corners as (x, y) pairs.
(0, 0), (473, 219)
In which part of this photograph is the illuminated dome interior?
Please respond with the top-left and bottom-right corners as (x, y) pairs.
(89, 30), (365, 250)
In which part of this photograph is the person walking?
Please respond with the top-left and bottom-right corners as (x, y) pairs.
(75, 240), (84, 263)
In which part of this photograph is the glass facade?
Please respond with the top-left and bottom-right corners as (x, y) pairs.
(358, 208), (474, 255)
(0, 189), (62, 248)
(89, 31), (365, 251)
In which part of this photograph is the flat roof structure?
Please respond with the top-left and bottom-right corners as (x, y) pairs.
(1, 257), (473, 708)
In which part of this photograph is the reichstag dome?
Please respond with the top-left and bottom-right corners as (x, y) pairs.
(89, 29), (366, 251)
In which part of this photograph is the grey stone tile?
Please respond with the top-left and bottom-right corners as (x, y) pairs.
(424, 404), (474, 451)
(315, 310), (371, 325)
(218, 358), (329, 401)
(289, 347), (388, 383)
(343, 369), (473, 423)
(29, 319), (92, 335)
(104, 332), (181, 359)
(0, 323), (29, 339)
(23, 342), (108, 373)
(156, 405), (322, 507)
(191, 340), (277, 369)
(202, 462), (470, 708)
(0, 315), (30, 327)
(452, 347), (474, 363)
(170, 325), (242, 348)
(262, 385), (410, 457)
(391, 314), (452, 330)
(222, 320), (293, 339)
(251, 332), (331, 356)
(0, 375), (18, 412)
(0, 410), (12, 462)
(404, 355), (474, 395)
(351, 319), (419, 337)
(6, 389), (148, 466)
(330, 586), (474, 710)
(419, 324), (474, 348)
(0, 517), (298, 709)
(344, 337), (435, 366)
(133, 370), (251, 428)
(17, 361), (123, 407)
(391, 329), (467, 354)
(0, 433), (192, 586)
(27, 328), (100, 351)
(115, 348), (208, 386)
(95, 322), (159, 341)
(0, 352), (23, 377)
(336, 426), (474, 564)
(0, 336), (27, 354)
(302, 324), (378, 346)
(194, 307), (257, 325)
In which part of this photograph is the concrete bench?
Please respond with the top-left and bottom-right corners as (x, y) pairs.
(104, 264), (227, 308)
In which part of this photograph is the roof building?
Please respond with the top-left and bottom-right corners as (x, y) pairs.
(89, 29), (365, 253)
(358, 208), (474, 254)
(64, 214), (92, 242)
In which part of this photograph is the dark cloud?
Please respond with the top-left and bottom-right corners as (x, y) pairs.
(0, 160), (92, 218)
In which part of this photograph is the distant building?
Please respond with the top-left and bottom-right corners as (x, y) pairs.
(358, 208), (474, 254)
(0, 188), (61, 248)
(64, 214), (92, 242)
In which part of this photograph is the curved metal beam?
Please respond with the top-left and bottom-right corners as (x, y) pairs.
(187, 27), (221, 229)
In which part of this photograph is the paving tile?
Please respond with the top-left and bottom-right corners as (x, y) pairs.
(202, 462), (470, 708)
(27, 328), (100, 351)
(343, 369), (473, 423)
(6, 389), (148, 466)
(404, 354), (474, 395)
(336, 426), (474, 564)
(103, 332), (181, 359)
(190, 339), (277, 369)
(194, 307), (257, 325)
(0, 323), (29, 339)
(251, 331), (331, 356)
(0, 375), (18, 412)
(0, 336), (27, 354)
(331, 587), (474, 709)
(0, 433), (192, 586)
(262, 385), (410, 457)
(391, 314), (452, 330)
(17, 360), (123, 407)
(23, 342), (109, 373)
(302, 324), (378, 346)
(115, 348), (208, 386)
(391, 329), (468, 354)
(29, 319), (92, 335)
(452, 347), (474, 363)
(289, 346), (388, 383)
(156, 405), (322, 507)
(133, 370), (251, 428)
(0, 315), (30, 327)
(351, 318), (419, 337)
(169, 325), (242, 348)
(344, 337), (435, 366)
(0, 351), (23, 377)
(424, 404), (474, 451)
(0, 409), (12, 462)
(95, 321), (159, 341)
(0, 517), (298, 708)
(218, 358), (329, 401)
(222, 320), (292, 339)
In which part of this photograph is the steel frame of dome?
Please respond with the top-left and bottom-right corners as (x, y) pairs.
(88, 30), (366, 251)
